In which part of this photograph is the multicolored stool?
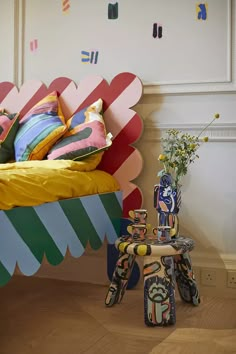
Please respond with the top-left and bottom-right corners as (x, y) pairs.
(105, 234), (200, 327)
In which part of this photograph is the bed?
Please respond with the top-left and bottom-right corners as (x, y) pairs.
(0, 72), (144, 287)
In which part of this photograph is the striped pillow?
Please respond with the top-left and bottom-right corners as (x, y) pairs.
(0, 110), (19, 163)
(14, 91), (67, 161)
(47, 99), (112, 161)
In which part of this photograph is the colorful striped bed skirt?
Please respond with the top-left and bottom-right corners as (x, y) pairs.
(0, 191), (122, 286)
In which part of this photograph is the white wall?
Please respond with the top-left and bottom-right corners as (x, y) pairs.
(0, 0), (16, 82)
(135, 92), (236, 269)
(2, 0), (236, 281)
(20, 0), (230, 86)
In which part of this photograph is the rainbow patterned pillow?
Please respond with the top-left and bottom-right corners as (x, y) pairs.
(0, 110), (19, 163)
(47, 98), (112, 161)
(14, 91), (67, 161)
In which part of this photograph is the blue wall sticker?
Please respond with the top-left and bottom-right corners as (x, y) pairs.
(196, 3), (208, 20)
(81, 50), (99, 64)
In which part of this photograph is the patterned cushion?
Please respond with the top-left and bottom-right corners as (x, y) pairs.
(47, 98), (112, 161)
(14, 91), (67, 161)
(0, 110), (19, 163)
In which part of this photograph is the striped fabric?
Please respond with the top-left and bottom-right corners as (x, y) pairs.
(47, 98), (112, 160)
(0, 111), (19, 162)
(14, 91), (67, 161)
(0, 191), (122, 286)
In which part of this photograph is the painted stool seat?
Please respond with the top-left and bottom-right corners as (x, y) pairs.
(115, 235), (195, 257)
(105, 235), (200, 327)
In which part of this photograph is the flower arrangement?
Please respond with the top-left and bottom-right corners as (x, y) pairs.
(158, 113), (220, 188)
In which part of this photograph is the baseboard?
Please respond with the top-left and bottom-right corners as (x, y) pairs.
(190, 251), (236, 298)
(191, 251), (236, 270)
(193, 266), (236, 299)
(34, 253), (110, 286)
(15, 247), (236, 299)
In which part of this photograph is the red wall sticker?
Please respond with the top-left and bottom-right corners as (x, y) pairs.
(30, 39), (38, 52)
(62, 0), (70, 14)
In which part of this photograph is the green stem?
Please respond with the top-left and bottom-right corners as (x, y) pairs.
(163, 162), (168, 173)
(197, 118), (215, 138)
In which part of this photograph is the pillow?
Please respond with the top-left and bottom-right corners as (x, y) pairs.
(14, 91), (67, 161)
(47, 98), (112, 161)
(0, 111), (19, 163)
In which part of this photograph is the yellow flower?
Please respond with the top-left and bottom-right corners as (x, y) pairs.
(202, 136), (209, 142)
(214, 113), (220, 119)
(190, 143), (196, 149)
(158, 154), (167, 161)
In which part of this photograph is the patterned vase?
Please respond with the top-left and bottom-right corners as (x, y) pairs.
(154, 173), (181, 238)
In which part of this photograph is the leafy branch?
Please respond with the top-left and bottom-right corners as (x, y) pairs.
(158, 113), (220, 187)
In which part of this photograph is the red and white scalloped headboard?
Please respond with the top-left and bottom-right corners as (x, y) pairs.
(0, 72), (144, 217)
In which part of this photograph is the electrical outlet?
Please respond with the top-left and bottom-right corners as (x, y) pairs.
(227, 271), (236, 288)
(200, 269), (216, 287)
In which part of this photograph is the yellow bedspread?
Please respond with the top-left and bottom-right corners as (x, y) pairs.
(0, 154), (120, 210)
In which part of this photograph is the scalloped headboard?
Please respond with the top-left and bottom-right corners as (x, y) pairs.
(0, 72), (144, 217)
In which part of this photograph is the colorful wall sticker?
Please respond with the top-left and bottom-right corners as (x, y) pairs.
(30, 39), (38, 53)
(62, 0), (70, 14)
(196, 3), (208, 20)
(108, 2), (118, 19)
(81, 50), (99, 64)
(153, 23), (163, 39)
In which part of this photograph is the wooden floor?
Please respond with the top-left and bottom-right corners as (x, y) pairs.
(0, 276), (236, 354)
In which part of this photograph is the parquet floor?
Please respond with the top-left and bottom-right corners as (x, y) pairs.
(0, 276), (235, 354)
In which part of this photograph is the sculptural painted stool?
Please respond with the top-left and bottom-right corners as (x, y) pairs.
(153, 173), (200, 308)
(105, 234), (200, 327)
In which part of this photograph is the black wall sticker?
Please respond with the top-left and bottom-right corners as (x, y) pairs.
(153, 23), (163, 39)
(108, 2), (118, 20)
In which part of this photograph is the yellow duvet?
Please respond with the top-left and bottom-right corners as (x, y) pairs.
(0, 154), (120, 210)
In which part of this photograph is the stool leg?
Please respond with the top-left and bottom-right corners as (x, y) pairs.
(174, 253), (200, 306)
(143, 255), (176, 326)
(105, 252), (136, 307)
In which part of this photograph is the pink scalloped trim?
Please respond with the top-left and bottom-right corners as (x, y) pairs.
(0, 72), (144, 216)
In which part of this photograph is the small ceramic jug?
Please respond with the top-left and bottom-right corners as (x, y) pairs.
(127, 223), (147, 241)
(129, 209), (148, 225)
(152, 225), (171, 243)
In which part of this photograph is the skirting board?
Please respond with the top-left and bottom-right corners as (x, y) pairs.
(33, 250), (144, 290)
(191, 251), (236, 270)
(35, 254), (109, 286)
(193, 267), (236, 299)
(28, 248), (236, 298)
